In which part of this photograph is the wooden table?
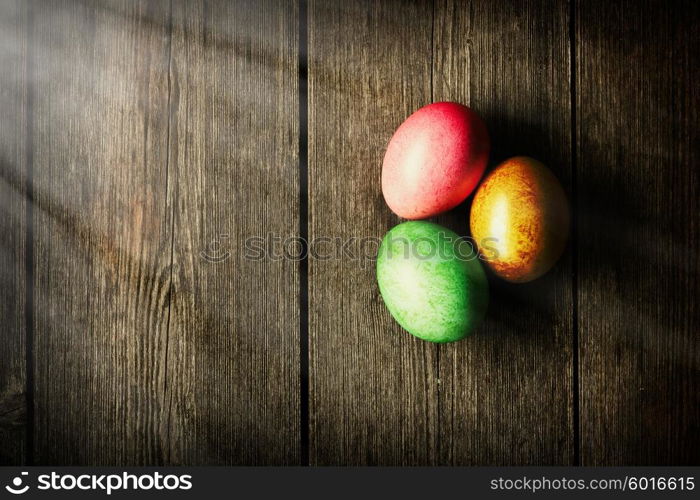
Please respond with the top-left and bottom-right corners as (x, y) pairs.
(0, 0), (697, 465)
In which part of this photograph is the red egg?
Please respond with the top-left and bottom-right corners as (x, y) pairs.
(381, 102), (490, 219)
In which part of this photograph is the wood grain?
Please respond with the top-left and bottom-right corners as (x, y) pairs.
(29, 0), (300, 465)
(0, 0), (28, 465)
(308, 0), (439, 464)
(433, 0), (574, 465)
(167, 0), (300, 464)
(31, 0), (174, 464)
(577, 0), (700, 465)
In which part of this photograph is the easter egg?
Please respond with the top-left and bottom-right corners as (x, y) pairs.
(469, 156), (569, 283)
(376, 221), (488, 343)
(381, 102), (490, 219)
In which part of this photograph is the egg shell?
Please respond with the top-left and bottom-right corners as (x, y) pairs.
(381, 102), (490, 219)
(376, 221), (489, 343)
(469, 156), (569, 283)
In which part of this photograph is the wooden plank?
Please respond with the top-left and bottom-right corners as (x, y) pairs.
(0, 0), (28, 465)
(577, 0), (699, 465)
(308, 0), (438, 465)
(167, 0), (300, 464)
(433, 0), (574, 465)
(32, 0), (173, 464)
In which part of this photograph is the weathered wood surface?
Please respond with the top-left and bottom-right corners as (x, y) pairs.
(0, 0), (697, 465)
(433, 0), (573, 465)
(308, 0), (574, 465)
(31, 0), (174, 464)
(167, 0), (300, 464)
(30, 0), (299, 465)
(308, 0), (439, 465)
(576, 0), (700, 465)
(0, 0), (28, 466)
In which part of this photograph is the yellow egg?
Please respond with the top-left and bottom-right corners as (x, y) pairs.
(469, 157), (569, 283)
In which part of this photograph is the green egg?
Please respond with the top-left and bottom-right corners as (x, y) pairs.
(376, 221), (488, 343)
